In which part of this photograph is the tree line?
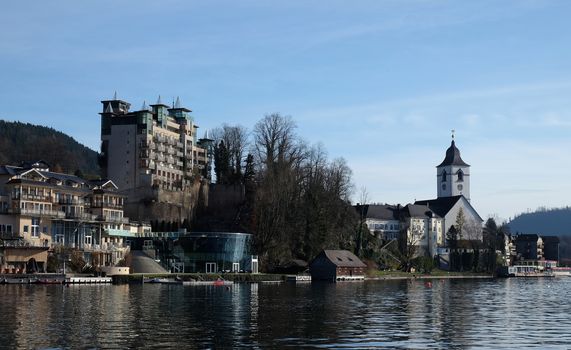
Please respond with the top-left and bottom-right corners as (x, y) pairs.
(211, 113), (363, 270)
(0, 120), (100, 176)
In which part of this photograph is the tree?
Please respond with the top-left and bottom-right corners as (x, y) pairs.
(211, 124), (249, 183)
(398, 219), (421, 272)
(446, 225), (459, 249)
(248, 114), (359, 270)
(213, 140), (230, 184)
(253, 113), (302, 171)
(455, 208), (466, 240)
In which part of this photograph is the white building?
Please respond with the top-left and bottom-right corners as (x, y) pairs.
(360, 204), (401, 241)
(415, 136), (483, 243)
(360, 204), (443, 257)
(401, 204), (444, 257)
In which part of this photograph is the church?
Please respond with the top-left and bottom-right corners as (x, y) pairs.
(415, 135), (483, 243)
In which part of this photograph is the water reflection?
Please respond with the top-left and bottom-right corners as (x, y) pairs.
(0, 278), (570, 349)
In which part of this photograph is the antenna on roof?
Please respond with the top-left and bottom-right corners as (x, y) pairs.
(451, 129), (455, 141)
(156, 95), (162, 105)
(175, 96), (181, 109)
(113, 91), (118, 100)
(141, 100), (148, 111)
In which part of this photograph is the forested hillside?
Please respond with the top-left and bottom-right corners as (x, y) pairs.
(0, 120), (100, 176)
(508, 207), (571, 236)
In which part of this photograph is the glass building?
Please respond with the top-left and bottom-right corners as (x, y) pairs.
(171, 232), (255, 273)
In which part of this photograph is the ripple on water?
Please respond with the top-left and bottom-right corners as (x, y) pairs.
(1, 278), (571, 348)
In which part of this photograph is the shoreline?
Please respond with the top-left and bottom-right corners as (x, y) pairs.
(366, 274), (494, 281)
(0, 272), (495, 284)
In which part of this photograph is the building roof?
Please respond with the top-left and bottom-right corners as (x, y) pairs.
(403, 204), (440, 219)
(0, 165), (21, 176)
(414, 196), (464, 218)
(542, 235), (560, 243)
(321, 250), (366, 268)
(436, 140), (470, 167)
(515, 234), (541, 242)
(358, 204), (400, 220)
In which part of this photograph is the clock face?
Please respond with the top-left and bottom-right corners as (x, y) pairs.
(457, 184), (463, 191)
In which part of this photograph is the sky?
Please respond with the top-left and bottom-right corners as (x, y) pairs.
(2, 0), (571, 222)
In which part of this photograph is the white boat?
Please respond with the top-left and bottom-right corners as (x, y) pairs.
(503, 265), (554, 277)
(181, 279), (233, 286)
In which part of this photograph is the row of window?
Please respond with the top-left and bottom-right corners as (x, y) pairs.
(441, 169), (464, 182)
(369, 223), (400, 230)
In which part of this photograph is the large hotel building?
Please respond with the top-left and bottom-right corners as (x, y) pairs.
(99, 94), (212, 223)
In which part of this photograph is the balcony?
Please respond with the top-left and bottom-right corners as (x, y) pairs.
(91, 202), (124, 210)
(1, 238), (49, 248)
(12, 194), (53, 202)
(96, 215), (129, 224)
(106, 228), (136, 237)
(11, 208), (66, 218)
(58, 199), (85, 205)
(65, 212), (97, 221)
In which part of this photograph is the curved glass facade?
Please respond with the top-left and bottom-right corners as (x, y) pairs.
(172, 232), (253, 273)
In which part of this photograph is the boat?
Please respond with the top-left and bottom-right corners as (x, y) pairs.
(1, 277), (36, 284)
(35, 278), (64, 284)
(181, 279), (233, 286)
(144, 277), (181, 284)
(64, 276), (112, 284)
(500, 265), (554, 277)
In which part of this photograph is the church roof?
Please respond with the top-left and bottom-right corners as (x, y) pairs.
(437, 140), (470, 167)
(414, 196), (464, 218)
(415, 195), (483, 222)
(403, 204), (440, 219)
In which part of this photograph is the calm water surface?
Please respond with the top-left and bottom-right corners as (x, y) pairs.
(1, 278), (570, 349)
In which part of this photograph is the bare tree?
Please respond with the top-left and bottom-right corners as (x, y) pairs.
(253, 113), (303, 171)
(211, 124), (249, 183)
(358, 185), (369, 205)
(399, 220), (421, 272)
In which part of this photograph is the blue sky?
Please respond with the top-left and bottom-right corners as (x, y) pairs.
(2, 0), (571, 222)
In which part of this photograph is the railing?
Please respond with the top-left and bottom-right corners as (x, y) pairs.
(96, 215), (129, 224)
(1, 238), (49, 248)
(58, 199), (85, 205)
(91, 202), (124, 210)
(65, 212), (97, 221)
(12, 194), (53, 202)
(10, 208), (66, 218)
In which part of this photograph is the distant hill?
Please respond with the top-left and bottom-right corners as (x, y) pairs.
(508, 207), (571, 263)
(0, 120), (100, 177)
(508, 207), (571, 236)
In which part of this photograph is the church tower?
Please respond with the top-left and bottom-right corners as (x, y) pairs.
(436, 132), (470, 201)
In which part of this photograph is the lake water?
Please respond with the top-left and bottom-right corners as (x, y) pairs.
(1, 277), (570, 349)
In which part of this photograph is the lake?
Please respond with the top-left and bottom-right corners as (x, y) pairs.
(1, 277), (570, 349)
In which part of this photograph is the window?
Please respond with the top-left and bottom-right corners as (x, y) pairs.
(457, 169), (464, 182)
(31, 218), (40, 237)
(441, 170), (447, 182)
(206, 262), (217, 273)
(23, 225), (29, 233)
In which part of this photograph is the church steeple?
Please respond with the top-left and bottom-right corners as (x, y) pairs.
(436, 132), (471, 201)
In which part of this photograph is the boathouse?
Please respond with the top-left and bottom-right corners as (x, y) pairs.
(309, 250), (366, 281)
